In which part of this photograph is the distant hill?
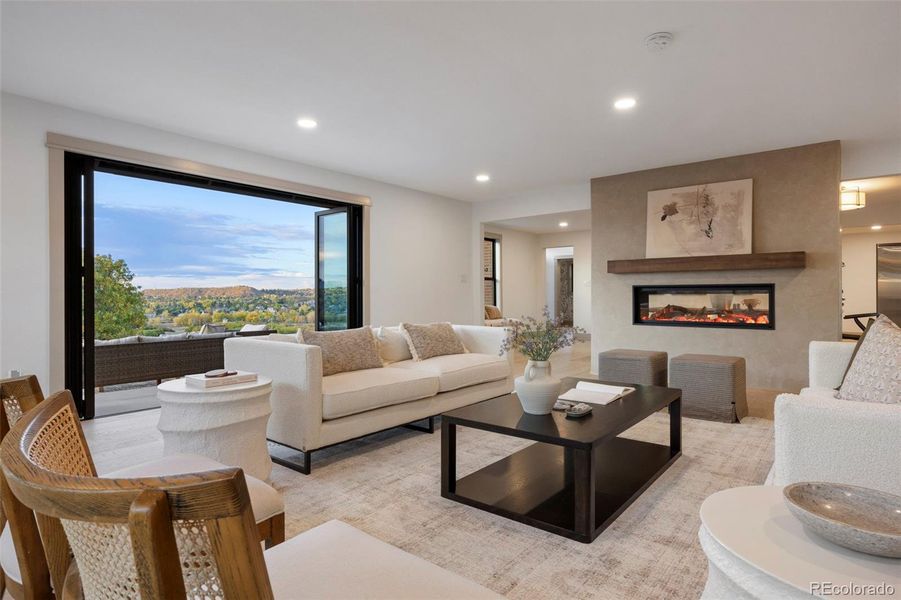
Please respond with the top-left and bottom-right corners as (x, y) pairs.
(143, 285), (299, 299)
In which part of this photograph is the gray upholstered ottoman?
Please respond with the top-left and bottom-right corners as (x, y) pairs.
(597, 349), (668, 386)
(670, 354), (748, 422)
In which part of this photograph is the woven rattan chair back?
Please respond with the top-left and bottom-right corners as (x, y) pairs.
(1, 390), (274, 599)
(0, 375), (54, 599)
(0, 375), (45, 440)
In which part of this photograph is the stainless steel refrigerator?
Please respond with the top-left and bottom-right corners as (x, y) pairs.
(877, 243), (901, 325)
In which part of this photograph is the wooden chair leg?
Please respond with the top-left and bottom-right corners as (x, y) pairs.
(257, 513), (285, 549)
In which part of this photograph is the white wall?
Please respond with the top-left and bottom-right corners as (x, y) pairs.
(481, 225), (592, 331)
(842, 229), (901, 333)
(483, 225), (542, 320)
(538, 230), (591, 331)
(471, 181), (590, 323)
(0, 93), (474, 389)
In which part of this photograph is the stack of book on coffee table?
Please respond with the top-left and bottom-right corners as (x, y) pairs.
(559, 381), (635, 405)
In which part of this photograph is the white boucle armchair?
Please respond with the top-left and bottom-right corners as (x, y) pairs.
(767, 341), (901, 495)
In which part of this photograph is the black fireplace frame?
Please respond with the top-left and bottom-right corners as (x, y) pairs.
(632, 283), (775, 330)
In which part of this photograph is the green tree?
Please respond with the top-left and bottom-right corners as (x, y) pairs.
(94, 254), (147, 340)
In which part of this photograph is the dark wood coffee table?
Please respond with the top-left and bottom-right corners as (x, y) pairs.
(441, 377), (681, 543)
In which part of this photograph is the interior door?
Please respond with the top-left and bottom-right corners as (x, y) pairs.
(315, 208), (351, 330)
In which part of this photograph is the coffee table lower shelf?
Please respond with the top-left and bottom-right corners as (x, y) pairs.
(442, 437), (679, 543)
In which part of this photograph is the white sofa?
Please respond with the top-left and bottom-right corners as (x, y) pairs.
(224, 325), (513, 473)
(766, 340), (901, 495)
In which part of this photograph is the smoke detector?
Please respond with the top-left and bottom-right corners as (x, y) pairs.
(645, 32), (674, 52)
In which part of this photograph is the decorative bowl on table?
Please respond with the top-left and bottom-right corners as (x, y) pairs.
(783, 482), (901, 558)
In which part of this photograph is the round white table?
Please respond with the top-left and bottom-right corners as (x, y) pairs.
(699, 486), (900, 599)
(157, 376), (273, 480)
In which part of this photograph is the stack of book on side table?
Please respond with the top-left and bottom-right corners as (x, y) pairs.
(185, 369), (258, 389)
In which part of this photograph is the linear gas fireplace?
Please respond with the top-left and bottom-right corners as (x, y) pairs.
(633, 284), (775, 330)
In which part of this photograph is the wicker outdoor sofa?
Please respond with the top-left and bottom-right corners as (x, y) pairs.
(94, 330), (273, 388)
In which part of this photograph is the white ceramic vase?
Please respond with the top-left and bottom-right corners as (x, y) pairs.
(514, 360), (561, 415)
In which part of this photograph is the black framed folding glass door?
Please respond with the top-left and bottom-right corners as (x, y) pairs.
(64, 153), (364, 419)
(315, 207), (363, 331)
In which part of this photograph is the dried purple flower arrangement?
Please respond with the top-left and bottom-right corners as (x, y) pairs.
(499, 307), (586, 361)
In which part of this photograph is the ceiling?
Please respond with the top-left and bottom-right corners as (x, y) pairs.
(840, 174), (901, 230)
(2, 2), (899, 202)
(487, 210), (591, 235)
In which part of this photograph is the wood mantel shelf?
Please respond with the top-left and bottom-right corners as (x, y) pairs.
(607, 251), (806, 274)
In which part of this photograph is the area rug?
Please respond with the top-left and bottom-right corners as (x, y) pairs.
(276, 415), (773, 600)
(87, 411), (773, 599)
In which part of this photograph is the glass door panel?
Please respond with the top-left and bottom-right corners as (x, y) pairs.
(316, 208), (349, 330)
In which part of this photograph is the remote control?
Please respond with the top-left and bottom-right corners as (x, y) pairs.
(565, 403), (593, 418)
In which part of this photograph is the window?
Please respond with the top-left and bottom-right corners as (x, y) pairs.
(64, 153), (363, 418)
(483, 237), (500, 307)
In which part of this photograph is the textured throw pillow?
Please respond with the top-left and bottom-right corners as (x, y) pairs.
(375, 326), (413, 363)
(485, 305), (502, 320)
(400, 322), (466, 361)
(298, 327), (383, 376)
(837, 315), (900, 404)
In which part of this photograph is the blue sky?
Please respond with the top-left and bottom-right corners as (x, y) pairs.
(94, 172), (324, 290)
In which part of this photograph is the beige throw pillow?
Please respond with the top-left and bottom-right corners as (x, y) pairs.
(485, 305), (502, 320)
(298, 327), (383, 376)
(400, 323), (466, 361)
(837, 315), (900, 404)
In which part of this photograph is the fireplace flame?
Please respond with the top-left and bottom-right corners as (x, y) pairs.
(641, 305), (769, 326)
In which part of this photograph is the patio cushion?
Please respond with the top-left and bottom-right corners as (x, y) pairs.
(321, 368), (439, 420)
(104, 454), (284, 522)
(392, 353), (510, 392)
(265, 520), (502, 599)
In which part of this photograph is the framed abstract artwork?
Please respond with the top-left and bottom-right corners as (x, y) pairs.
(646, 178), (753, 258)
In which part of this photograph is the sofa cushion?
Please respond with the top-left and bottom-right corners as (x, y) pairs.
(299, 327), (383, 376)
(400, 322), (466, 361)
(104, 454), (284, 522)
(322, 368), (439, 420)
(375, 325), (413, 363)
(392, 353), (510, 393)
(837, 315), (901, 404)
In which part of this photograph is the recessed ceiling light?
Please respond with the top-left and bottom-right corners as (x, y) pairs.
(475, 174), (491, 183)
(559, 221), (569, 228)
(871, 224), (883, 230)
(296, 117), (318, 129)
(614, 97), (637, 110)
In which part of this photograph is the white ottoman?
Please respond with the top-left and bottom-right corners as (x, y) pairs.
(157, 377), (273, 479)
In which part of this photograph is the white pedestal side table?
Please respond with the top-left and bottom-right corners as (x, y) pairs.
(699, 486), (900, 599)
(157, 376), (273, 480)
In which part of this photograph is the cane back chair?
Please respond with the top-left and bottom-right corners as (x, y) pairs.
(0, 375), (54, 599)
(1, 390), (276, 598)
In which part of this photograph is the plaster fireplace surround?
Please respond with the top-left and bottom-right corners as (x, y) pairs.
(591, 141), (841, 393)
(634, 284), (775, 330)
